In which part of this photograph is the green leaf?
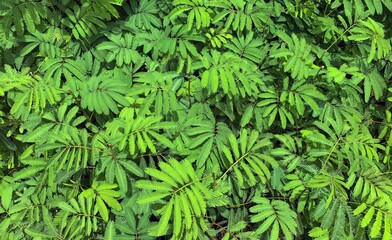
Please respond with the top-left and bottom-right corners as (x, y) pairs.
(97, 196), (109, 221)
(370, 210), (382, 238)
(156, 199), (173, 236)
(256, 215), (275, 234)
(12, 166), (43, 181)
(104, 221), (115, 240)
(180, 191), (192, 230)
(56, 201), (77, 214)
(137, 192), (171, 204)
(148, 131), (175, 149)
(119, 160), (144, 177)
(309, 227), (329, 238)
(136, 180), (173, 192)
(353, 203), (367, 215)
(115, 163), (128, 193)
(25, 228), (54, 238)
(383, 216), (391, 240)
(270, 221), (280, 240)
(144, 168), (178, 187)
(1, 186), (12, 210)
(173, 196), (182, 237)
(361, 207), (375, 227)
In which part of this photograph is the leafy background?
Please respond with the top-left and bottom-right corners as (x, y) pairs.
(0, 0), (392, 239)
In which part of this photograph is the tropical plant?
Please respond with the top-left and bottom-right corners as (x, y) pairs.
(0, 0), (391, 239)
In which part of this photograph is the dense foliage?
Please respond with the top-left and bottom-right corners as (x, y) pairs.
(0, 0), (392, 239)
